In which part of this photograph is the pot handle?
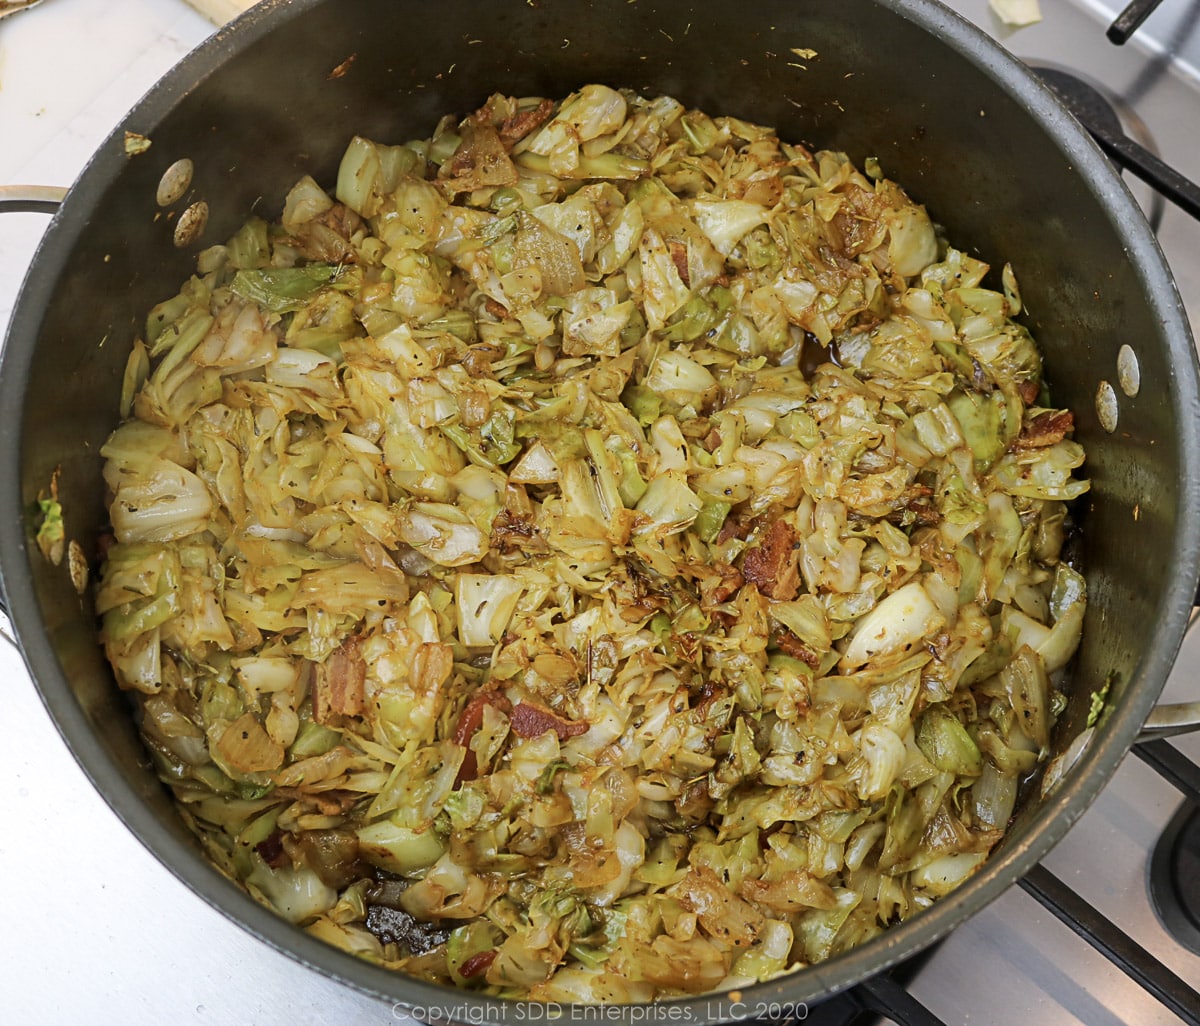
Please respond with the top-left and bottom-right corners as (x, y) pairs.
(0, 186), (62, 645)
(1137, 608), (1200, 742)
(1139, 704), (1200, 742)
(0, 185), (66, 214)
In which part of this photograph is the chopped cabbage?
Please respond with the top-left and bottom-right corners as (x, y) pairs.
(96, 85), (1090, 1002)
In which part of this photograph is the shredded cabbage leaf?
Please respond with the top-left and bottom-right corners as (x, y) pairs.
(97, 85), (1089, 1000)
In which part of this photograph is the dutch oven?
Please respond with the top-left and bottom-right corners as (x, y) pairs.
(2, 0), (1200, 1018)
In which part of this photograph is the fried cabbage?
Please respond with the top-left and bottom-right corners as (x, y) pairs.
(98, 85), (1089, 999)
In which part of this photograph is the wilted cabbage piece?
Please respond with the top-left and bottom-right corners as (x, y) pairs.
(97, 84), (1089, 1000)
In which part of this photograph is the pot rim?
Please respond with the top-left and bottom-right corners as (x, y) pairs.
(2, 0), (1198, 1018)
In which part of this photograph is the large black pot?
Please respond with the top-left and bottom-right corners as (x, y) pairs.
(2, 0), (1198, 1018)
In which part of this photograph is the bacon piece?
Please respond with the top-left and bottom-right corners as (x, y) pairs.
(774, 628), (821, 669)
(1013, 410), (1074, 451)
(255, 831), (288, 869)
(668, 241), (691, 287)
(483, 297), (511, 321)
(711, 610), (736, 629)
(698, 562), (744, 609)
(742, 519), (802, 601)
(452, 689), (513, 785)
(716, 510), (756, 545)
(509, 701), (589, 741)
(459, 949), (498, 978)
(497, 97), (555, 147)
(314, 637), (365, 724)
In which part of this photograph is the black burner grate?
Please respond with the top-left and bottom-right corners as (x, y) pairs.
(1107, 0), (1171, 45)
(1035, 67), (1200, 220)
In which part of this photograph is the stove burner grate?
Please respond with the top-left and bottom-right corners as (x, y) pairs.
(1150, 802), (1200, 957)
(1107, 0), (1170, 45)
(1139, 740), (1200, 962)
(1033, 66), (1200, 221)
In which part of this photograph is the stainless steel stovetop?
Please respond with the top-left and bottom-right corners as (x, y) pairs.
(1, 1), (1200, 1024)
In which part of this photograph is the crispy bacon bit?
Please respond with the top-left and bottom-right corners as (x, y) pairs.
(314, 637), (365, 724)
(704, 563), (744, 607)
(775, 628), (821, 669)
(453, 689), (513, 785)
(1013, 410), (1074, 451)
(509, 701), (589, 741)
(668, 240), (691, 287)
(711, 610), (736, 629)
(255, 830), (288, 869)
(1018, 379), (1041, 405)
(742, 519), (802, 601)
(459, 949), (498, 978)
(497, 97), (555, 147)
(702, 428), (723, 453)
(887, 498), (940, 528)
(716, 510), (756, 545)
(483, 297), (511, 320)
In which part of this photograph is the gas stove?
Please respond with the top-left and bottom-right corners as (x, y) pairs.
(2, 1), (1200, 1024)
